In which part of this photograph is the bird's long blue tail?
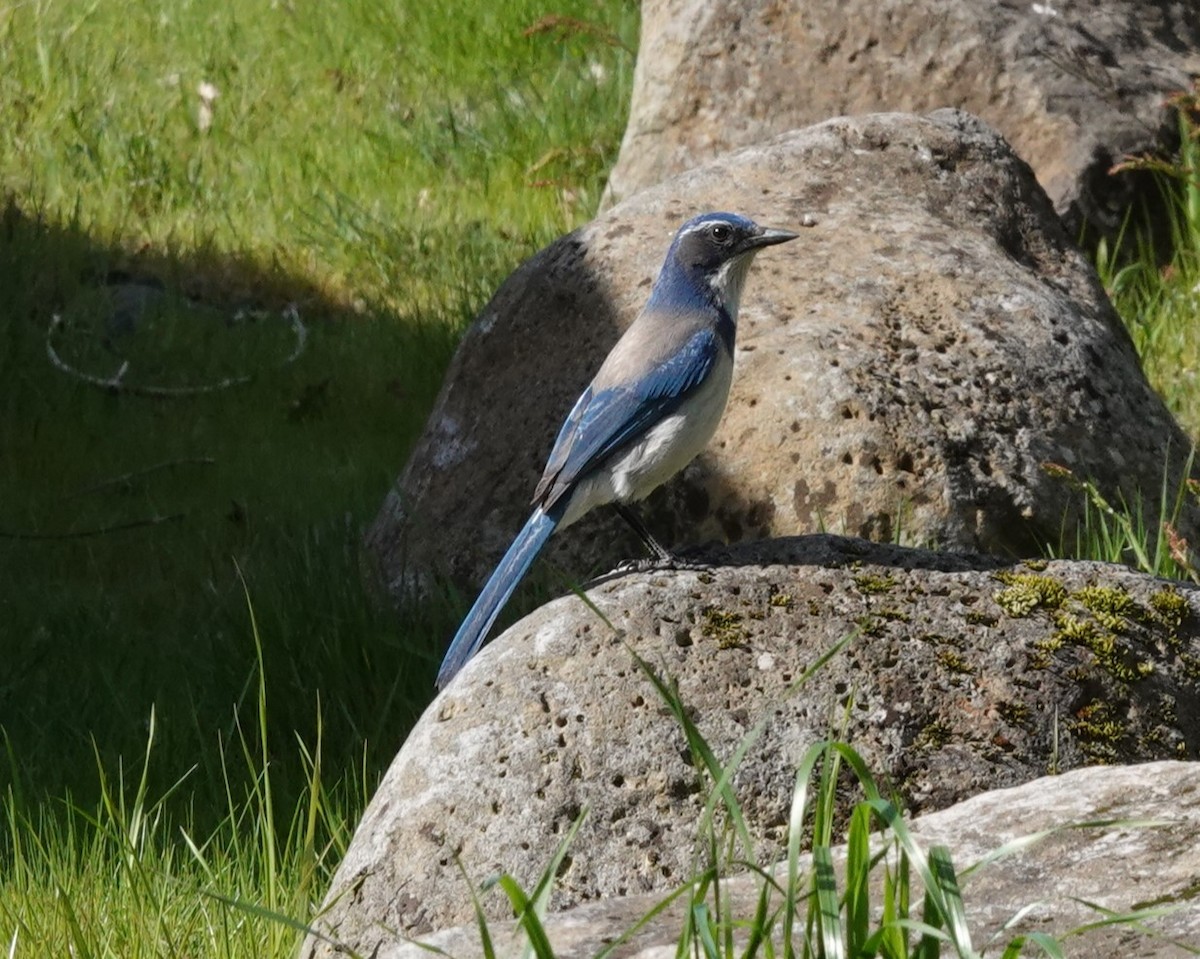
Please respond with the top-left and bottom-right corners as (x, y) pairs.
(436, 507), (559, 689)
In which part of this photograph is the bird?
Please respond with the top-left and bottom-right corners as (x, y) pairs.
(436, 212), (798, 689)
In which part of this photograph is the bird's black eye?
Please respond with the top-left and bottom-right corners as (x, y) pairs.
(710, 223), (732, 243)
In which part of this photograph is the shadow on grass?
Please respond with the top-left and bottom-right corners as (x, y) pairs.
(0, 197), (467, 830)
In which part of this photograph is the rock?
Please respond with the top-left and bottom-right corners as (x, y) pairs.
(367, 110), (1199, 602)
(307, 761), (1200, 959)
(603, 0), (1200, 240)
(301, 536), (1200, 955)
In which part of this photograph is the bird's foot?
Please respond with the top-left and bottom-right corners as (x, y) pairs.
(612, 556), (660, 574)
(613, 554), (713, 574)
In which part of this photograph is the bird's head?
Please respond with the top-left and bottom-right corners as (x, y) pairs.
(654, 212), (797, 317)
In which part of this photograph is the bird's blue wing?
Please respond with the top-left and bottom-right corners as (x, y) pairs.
(534, 327), (720, 510)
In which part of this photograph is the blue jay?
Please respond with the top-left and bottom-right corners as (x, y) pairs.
(436, 212), (797, 689)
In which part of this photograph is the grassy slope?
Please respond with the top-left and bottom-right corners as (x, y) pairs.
(0, 0), (636, 804)
(1, 0), (636, 953)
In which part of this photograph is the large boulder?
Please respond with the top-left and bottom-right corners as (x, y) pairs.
(603, 0), (1200, 239)
(308, 762), (1200, 959)
(302, 536), (1200, 954)
(367, 110), (1199, 602)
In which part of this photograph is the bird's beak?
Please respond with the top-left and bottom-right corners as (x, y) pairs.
(750, 226), (800, 249)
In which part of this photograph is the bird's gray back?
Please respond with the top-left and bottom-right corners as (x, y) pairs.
(590, 304), (723, 394)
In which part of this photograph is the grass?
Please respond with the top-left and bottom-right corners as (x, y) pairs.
(1049, 82), (1200, 580)
(2, 622), (364, 958)
(1, 4), (1198, 956)
(2, 0), (636, 953)
(0, 0), (637, 814)
(1098, 84), (1200, 435)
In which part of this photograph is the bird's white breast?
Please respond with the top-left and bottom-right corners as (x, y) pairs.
(557, 348), (734, 529)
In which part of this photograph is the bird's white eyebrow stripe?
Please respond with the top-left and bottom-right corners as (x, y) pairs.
(679, 220), (726, 238)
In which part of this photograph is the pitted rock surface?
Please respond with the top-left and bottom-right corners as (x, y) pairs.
(367, 110), (1198, 602)
(603, 0), (1200, 240)
(306, 762), (1200, 959)
(302, 536), (1200, 955)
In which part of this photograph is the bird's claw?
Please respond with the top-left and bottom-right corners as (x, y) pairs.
(613, 556), (660, 573)
(613, 555), (713, 574)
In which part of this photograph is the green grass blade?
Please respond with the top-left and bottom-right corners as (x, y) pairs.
(866, 799), (981, 957)
(593, 878), (698, 959)
(1063, 897), (1199, 949)
(843, 802), (872, 953)
(929, 846), (972, 953)
(782, 741), (824, 956)
(783, 630), (859, 696)
(199, 889), (371, 959)
(960, 817), (1169, 879)
(812, 844), (845, 959)
(52, 880), (97, 959)
(739, 867), (778, 959)
(692, 902), (722, 959)
(456, 859), (499, 959)
(631, 650), (755, 862)
(529, 805), (588, 921)
(497, 875), (557, 959)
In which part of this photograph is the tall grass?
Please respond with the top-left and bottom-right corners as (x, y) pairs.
(1, 622), (364, 957)
(0, 0), (633, 307)
(0, 0), (638, 815)
(1, 1), (637, 951)
(1045, 82), (1200, 578)
(1096, 83), (1200, 435)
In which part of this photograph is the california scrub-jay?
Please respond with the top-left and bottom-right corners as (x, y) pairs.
(436, 212), (797, 689)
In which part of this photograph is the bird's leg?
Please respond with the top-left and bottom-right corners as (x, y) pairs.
(613, 504), (711, 572)
(616, 503), (675, 563)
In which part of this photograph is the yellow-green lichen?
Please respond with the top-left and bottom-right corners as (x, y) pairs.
(853, 572), (897, 595)
(914, 719), (952, 751)
(997, 701), (1030, 728)
(769, 590), (794, 610)
(855, 614), (888, 638)
(993, 572), (1067, 617)
(1133, 876), (1200, 911)
(1153, 693), (1179, 726)
(1051, 611), (1099, 644)
(964, 609), (999, 627)
(1074, 585), (1138, 633)
(1069, 700), (1126, 763)
(1029, 634), (1064, 669)
(1148, 586), (1189, 633)
(701, 607), (746, 649)
(936, 649), (975, 675)
(1050, 609), (1153, 682)
(1075, 585), (1138, 619)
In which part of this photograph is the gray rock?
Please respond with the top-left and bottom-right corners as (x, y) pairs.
(367, 110), (1198, 602)
(301, 536), (1200, 955)
(603, 0), (1200, 240)
(308, 761), (1200, 959)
